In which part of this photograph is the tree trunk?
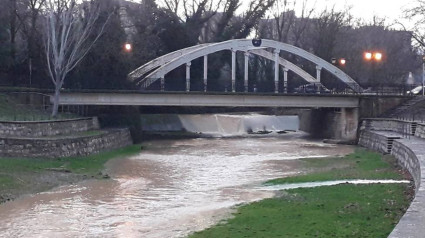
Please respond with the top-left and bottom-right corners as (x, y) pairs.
(51, 87), (61, 118)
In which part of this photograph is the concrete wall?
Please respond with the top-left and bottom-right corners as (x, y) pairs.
(390, 140), (421, 192)
(0, 128), (132, 158)
(359, 96), (407, 118)
(359, 119), (425, 238)
(300, 108), (358, 142)
(0, 118), (100, 137)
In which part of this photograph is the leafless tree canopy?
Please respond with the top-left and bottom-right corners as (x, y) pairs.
(403, 0), (425, 49)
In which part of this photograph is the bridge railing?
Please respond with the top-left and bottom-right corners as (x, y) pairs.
(137, 77), (421, 96)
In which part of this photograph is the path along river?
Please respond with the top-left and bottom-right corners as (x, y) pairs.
(0, 133), (355, 238)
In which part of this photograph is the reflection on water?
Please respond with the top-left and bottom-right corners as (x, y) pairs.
(0, 133), (354, 238)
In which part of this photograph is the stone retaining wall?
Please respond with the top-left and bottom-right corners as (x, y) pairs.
(358, 130), (390, 154)
(0, 128), (132, 158)
(0, 117), (100, 137)
(390, 140), (421, 193)
(359, 119), (425, 238)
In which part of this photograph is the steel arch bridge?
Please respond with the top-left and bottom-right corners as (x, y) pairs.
(128, 39), (363, 93)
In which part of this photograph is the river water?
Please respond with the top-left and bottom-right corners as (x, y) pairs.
(0, 133), (355, 238)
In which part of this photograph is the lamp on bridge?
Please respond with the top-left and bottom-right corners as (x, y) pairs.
(331, 57), (346, 66)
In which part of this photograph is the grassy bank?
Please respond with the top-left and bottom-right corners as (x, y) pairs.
(266, 148), (404, 185)
(0, 144), (141, 203)
(190, 149), (413, 238)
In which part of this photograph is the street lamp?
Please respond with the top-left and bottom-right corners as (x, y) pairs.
(364, 51), (382, 62)
(124, 43), (132, 52)
(364, 51), (383, 87)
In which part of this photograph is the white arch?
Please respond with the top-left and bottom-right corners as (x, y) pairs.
(131, 39), (361, 92)
(249, 49), (317, 83)
(130, 46), (317, 85)
(128, 44), (210, 81)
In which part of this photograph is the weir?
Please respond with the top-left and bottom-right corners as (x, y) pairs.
(141, 114), (299, 136)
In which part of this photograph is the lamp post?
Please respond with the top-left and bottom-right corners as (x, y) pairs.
(364, 51), (383, 88)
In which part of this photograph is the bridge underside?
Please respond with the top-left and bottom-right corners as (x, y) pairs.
(56, 92), (359, 108)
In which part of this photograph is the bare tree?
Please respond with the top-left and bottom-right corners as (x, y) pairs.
(43, 0), (109, 117)
(403, 0), (425, 49)
(272, 0), (296, 43)
(160, 0), (221, 44)
(312, 7), (351, 60)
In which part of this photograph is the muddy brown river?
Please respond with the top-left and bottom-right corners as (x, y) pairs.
(0, 133), (354, 237)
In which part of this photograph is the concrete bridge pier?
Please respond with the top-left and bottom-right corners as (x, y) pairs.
(300, 107), (359, 142)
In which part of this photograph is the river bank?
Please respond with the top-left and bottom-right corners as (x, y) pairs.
(189, 148), (414, 238)
(0, 133), (357, 237)
(0, 144), (141, 204)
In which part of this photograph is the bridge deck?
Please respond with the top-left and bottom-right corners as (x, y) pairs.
(56, 92), (360, 108)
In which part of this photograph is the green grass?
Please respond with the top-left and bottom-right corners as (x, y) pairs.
(190, 148), (412, 238)
(0, 144), (142, 190)
(266, 148), (403, 185)
(0, 175), (17, 189)
(190, 184), (411, 238)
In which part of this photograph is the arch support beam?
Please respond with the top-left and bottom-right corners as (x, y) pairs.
(283, 68), (289, 93)
(316, 66), (322, 94)
(204, 55), (208, 92)
(244, 52), (249, 92)
(316, 66), (322, 82)
(274, 49), (280, 93)
(186, 62), (191, 92)
(231, 49), (237, 92)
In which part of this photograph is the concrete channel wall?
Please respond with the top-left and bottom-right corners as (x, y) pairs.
(359, 118), (425, 238)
